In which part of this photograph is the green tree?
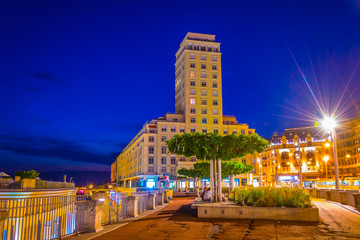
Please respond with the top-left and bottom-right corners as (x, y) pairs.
(15, 170), (40, 179)
(167, 132), (268, 202)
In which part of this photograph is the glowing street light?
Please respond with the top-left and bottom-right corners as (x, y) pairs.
(320, 116), (339, 189)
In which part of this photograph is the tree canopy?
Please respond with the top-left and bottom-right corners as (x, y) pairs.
(178, 161), (253, 179)
(167, 132), (268, 161)
(15, 170), (40, 179)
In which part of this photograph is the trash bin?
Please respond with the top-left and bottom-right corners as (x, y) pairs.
(165, 189), (173, 203)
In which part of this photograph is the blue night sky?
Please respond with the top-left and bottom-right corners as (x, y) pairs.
(1, 0), (360, 185)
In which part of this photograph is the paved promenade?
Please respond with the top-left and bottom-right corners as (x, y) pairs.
(77, 195), (360, 240)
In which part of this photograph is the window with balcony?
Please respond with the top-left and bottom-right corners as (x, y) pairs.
(233, 129), (237, 133)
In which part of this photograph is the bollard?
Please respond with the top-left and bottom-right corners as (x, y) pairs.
(157, 192), (164, 205)
(148, 193), (156, 210)
(126, 196), (139, 217)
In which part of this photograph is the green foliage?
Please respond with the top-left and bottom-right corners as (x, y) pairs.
(15, 170), (40, 179)
(230, 187), (312, 208)
(177, 161), (253, 179)
(166, 132), (268, 161)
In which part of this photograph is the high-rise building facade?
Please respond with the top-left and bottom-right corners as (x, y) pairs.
(112, 33), (257, 189)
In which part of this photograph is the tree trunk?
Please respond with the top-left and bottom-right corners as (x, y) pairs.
(229, 174), (235, 193)
(210, 159), (214, 202)
(218, 158), (222, 202)
(213, 159), (218, 202)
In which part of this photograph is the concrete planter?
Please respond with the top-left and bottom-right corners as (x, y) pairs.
(197, 203), (319, 222)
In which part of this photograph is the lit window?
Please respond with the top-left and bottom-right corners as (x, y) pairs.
(201, 72), (207, 78)
(149, 136), (154, 142)
(212, 65), (217, 70)
(202, 129), (207, 133)
(191, 128), (196, 133)
(149, 157), (154, 164)
(191, 118), (196, 123)
(223, 129), (228, 134)
(190, 71), (195, 78)
(241, 130), (245, 134)
(202, 90), (207, 96)
(201, 46), (206, 51)
(190, 63), (195, 68)
(213, 91), (218, 96)
(161, 157), (167, 164)
(190, 99), (195, 104)
(213, 100), (218, 106)
(212, 56), (217, 61)
(190, 54), (195, 59)
(202, 118), (207, 124)
(213, 119), (218, 124)
(194, 45), (199, 50)
(190, 89), (196, 95)
(149, 146), (154, 154)
(201, 64), (206, 69)
(171, 157), (176, 164)
(180, 157), (185, 161)
(201, 55), (206, 60)
(213, 109), (218, 115)
(233, 129), (237, 134)
(213, 82), (217, 88)
(161, 136), (167, 142)
(212, 74), (217, 79)
(180, 127), (185, 133)
(190, 108), (196, 114)
(190, 81), (195, 86)
(202, 109), (207, 114)
(162, 146), (167, 154)
(202, 82), (206, 87)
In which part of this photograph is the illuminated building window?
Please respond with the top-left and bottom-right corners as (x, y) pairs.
(190, 71), (195, 78)
(171, 157), (176, 164)
(223, 129), (228, 134)
(201, 55), (206, 60)
(190, 99), (195, 104)
(213, 91), (218, 96)
(202, 100), (207, 105)
(149, 157), (154, 164)
(190, 108), (196, 114)
(190, 54), (195, 59)
(161, 146), (167, 154)
(161, 136), (167, 142)
(214, 129), (218, 133)
(207, 46), (212, 52)
(171, 127), (176, 132)
(149, 146), (154, 154)
(149, 167), (154, 173)
(201, 64), (206, 69)
(190, 89), (196, 95)
(202, 129), (207, 133)
(233, 129), (237, 133)
(194, 45), (199, 50)
(201, 72), (207, 78)
(149, 136), (154, 142)
(191, 157), (196, 162)
(202, 90), (207, 96)
(162, 127), (167, 132)
(213, 119), (218, 124)
(212, 65), (217, 70)
(212, 56), (217, 62)
(191, 118), (196, 123)
(202, 82), (207, 87)
(161, 167), (167, 173)
(190, 63), (195, 68)
(213, 109), (218, 115)
(213, 82), (217, 88)
(191, 128), (196, 133)
(202, 118), (207, 124)
(161, 157), (167, 164)
(212, 74), (217, 79)
(241, 130), (245, 134)
(190, 81), (195, 86)
(213, 100), (218, 106)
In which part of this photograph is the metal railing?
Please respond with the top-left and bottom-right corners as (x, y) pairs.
(0, 189), (76, 240)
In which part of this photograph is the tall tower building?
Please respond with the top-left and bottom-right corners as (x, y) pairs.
(175, 33), (223, 133)
(112, 33), (257, 189)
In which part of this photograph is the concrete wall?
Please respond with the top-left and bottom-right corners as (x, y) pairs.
(198, 205), (319, 222)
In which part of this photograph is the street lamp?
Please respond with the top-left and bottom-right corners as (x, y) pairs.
(320, 116), (339, 189)
(257, 158), (262, 186)
(323, 155), (329, 180)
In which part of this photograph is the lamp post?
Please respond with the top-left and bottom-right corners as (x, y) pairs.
(321, 117), (339, 190)
(257, 158), (262, 186)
